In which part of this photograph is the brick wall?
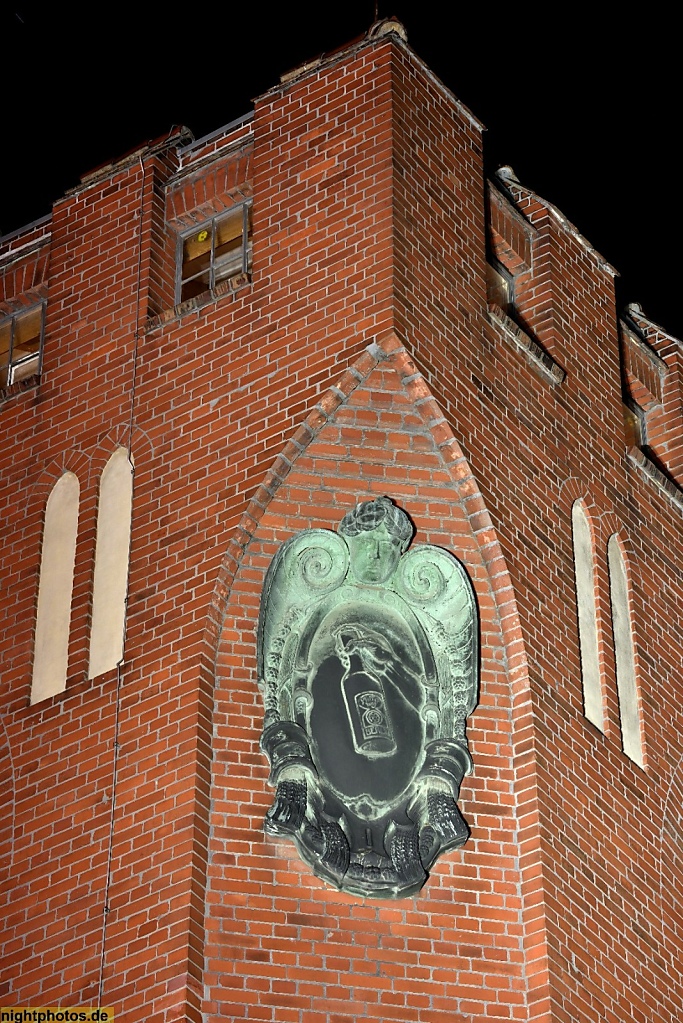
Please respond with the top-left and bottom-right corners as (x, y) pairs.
(1, 23), (682, 1023)
(204, 338), (530, 1021)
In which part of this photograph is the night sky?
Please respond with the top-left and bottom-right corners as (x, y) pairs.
(2, 4), (679, 339)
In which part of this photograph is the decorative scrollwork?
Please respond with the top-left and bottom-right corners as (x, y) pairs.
(297, 535), (349, 592)
(257, 497), (478, 898)
(299, 545), (334, 586)
(263, 606), (303, 719)
(396, 547), (448, 604)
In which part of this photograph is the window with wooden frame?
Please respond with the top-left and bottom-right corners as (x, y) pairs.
(0, 303), (45, 389)
(486, 258), (514, 318)
(177, 202), (252, 303)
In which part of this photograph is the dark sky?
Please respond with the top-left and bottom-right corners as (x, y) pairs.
(2, 4), (679, 339)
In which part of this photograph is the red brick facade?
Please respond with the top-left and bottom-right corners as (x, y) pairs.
(1, 22), (682, 1023)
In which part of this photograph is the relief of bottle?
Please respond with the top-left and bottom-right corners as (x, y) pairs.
(336, 629), (397, 759)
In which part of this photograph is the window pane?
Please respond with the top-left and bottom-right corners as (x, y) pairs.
(14, 306), (42, 348)
(214, 208), (245, 282)
(180, 276), (210, 303)
(181, 228), (212, 286)
(0, 320), (11, 387)
(183, 227), (212, 264)
(0, 319), (11, 360)
(10, 353), (40, 384)
(486, 262), (512, 312)
(245, 205), (253, 271)
(178, 205), (252, 302)
(1, 307), (43, 387)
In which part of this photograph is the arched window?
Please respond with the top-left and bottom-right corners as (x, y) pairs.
(31, 472), (80, 704)
(88, 448), (134, 679)
(571, 501), (603, 730)
(607, 535), (644, 767)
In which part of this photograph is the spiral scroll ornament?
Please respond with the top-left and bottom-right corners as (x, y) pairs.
(298, 537), (348, 592)
(396, 548), (448, 604)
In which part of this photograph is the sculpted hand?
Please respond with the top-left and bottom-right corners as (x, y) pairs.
(265, 778), (308, 834)
(414, 787), (469, 868)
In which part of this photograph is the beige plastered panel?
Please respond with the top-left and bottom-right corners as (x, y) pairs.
(88, 448), (134, 679)
(607, 535), (644, 767)
(572, 501), (604, 730)
(31, 471), (80, 704)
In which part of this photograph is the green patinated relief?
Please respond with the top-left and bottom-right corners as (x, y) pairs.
(257, 497), (479, 898)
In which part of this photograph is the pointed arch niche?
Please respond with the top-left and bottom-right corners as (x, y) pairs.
(607, 534), (644, 767)
(571, 500), (604, 731)
(31, 471), (80, 704)
(88, 447), (134, 679)
(203, 336), (540, 963)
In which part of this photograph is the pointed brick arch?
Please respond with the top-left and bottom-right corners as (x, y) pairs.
(198, 330), (553, 1021)
(207, 331), (531, 648)
(87, 421), (154, 481)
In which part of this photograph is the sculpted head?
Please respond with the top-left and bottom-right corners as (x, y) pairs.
(338, 497), (413, 585)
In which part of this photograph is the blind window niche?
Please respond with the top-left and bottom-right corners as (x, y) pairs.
(607, 535), (644, 767)
(571, 501), (604, 730)
(31, 472), (80, 704)
(88, 448), (134, 679)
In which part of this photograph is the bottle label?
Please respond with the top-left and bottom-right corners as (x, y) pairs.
(355, 690), (392, 742)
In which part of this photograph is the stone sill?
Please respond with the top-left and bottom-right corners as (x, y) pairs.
(0, 373), (40, 405)
(487, 304), (565, 386)
(144, 272), (251, 335)
(627, 446), (683, 515)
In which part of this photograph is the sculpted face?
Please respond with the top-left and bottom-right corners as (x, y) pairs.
(348, 523), (402, 585)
